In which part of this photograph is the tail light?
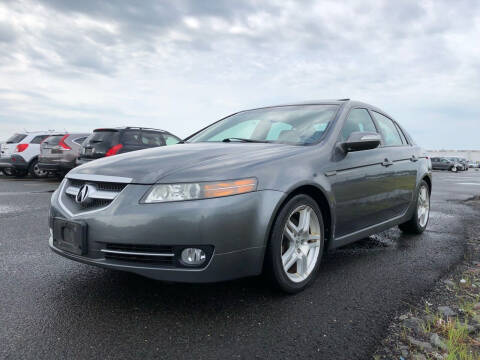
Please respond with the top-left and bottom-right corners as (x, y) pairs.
(59, 135), (71, 150)
(16, 144), (29, 152)
(106, 144), (123, 156)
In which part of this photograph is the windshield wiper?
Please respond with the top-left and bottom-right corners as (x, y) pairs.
(222, 137), (269, 143)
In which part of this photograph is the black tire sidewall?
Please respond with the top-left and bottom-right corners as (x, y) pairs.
(267, 194), (325, 293)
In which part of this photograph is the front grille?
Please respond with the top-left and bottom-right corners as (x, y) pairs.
(68, 179), (127, 192)
(61, 177), (128, 214)
(102, 243), (175, 266)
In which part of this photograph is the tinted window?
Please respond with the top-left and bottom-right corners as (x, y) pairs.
(340, 109), (377, 141)
(188, 105), (338, 145)
(31, 135), (49, 144)
(121, 130), (141, 145)
(73, 137), (87, 145)
(141, 131), (165, 146)
(88, 130), (118, 143)
(371, 112), (403, 146)
(164, 134), (180, 145)
(43, 135), (64, 146)
(6, 134), (27, 144)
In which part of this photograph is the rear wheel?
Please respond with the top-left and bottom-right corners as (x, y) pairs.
(399, 180), (430, 234)
(266, 194), (324, 293)
(29, 159), (48, 178)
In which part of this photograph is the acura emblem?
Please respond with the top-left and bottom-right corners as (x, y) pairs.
(75, 184), (94, 204)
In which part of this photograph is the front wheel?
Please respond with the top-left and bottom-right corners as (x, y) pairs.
(265, 194), (324, 293)
(399, 180), (430, 234)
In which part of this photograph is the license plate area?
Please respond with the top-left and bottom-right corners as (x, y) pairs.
(53, 218), (87, 255)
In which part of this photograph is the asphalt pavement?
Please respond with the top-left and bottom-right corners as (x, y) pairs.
(1, 170), (480, 359)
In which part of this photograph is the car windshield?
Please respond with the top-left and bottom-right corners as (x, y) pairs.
(6, 133), (27, 144)
(187, 105), (339, 145)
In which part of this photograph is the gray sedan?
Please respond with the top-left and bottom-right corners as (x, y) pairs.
(49, 100), (431, 293)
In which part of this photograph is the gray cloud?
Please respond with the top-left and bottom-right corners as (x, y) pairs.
(0, 0), (479, 149)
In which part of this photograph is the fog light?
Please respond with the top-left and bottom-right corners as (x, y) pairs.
(181, 248), (206, 266)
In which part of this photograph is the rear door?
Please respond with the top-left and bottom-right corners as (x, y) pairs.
(81, 130), (120, 159)
(369, 111), (417, 218)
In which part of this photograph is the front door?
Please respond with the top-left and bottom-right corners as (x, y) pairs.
(331, 108), (392, 237)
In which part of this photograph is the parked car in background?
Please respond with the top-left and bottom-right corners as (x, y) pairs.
(0, 131), (55, 177)
(76, 127), (181, 165)
(0, 141), (4, 175)
(50, 100), (431, 293)
(430, 157), (459, 172)
(447, 157), (468, 171)
(468, 161), (479, 168)
(38, 133), (90, 176)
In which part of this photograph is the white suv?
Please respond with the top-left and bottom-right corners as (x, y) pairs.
(0, 131), (56, 178)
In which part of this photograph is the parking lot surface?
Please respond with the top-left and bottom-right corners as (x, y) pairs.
(1, 170), (480, 359)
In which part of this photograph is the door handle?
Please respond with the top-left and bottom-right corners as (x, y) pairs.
(382, 159), (394, 167)
(410, 155), (418, 162)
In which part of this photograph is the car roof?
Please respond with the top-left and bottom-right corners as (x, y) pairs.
(93, 127), (170, 133)
(237, 99), (383, 113)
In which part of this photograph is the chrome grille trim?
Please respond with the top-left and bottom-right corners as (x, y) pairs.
(66, 173), (133, 184)
(65, 186), (119, 200)
(100, 249), (175, 257)
(58, 176), (129, 217)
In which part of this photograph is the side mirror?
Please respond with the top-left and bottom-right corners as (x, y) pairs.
(340, 131), (381, 152)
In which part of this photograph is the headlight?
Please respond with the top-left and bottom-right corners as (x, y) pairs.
(141, 178), (257, 203)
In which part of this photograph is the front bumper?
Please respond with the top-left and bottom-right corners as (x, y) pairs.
(49, 185), (284, 282)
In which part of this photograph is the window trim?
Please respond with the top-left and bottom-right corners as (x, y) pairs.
(338, 107), (380, 143)
(368, 110), (405, 148)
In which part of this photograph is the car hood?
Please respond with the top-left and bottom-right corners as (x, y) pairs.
(69, 142), (302, 184)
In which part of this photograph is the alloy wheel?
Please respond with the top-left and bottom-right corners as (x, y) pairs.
(281, 205), (321, 283)
(417, 185), (430, 228)
(33, 163), (48, 178)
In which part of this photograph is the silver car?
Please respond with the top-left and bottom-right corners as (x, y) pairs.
(38, 133), (90, 175)
(49, 100), (431, 293)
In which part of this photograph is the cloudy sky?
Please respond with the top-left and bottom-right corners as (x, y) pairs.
(0, 0), (479, 149)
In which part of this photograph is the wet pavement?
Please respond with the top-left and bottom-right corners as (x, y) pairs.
(1, 170), (480, 359)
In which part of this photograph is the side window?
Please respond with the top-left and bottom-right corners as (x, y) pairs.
(73, 137), (87, 145)
(371, 112), (403, 146)
(394, 123), (408, 145)
(121, 130), (141, 145)
(266, 122), (293, 141)
(141, 131), (165, 146)
(340, 108), (377, 141)
(30, 135), (49, 144)
(164, 134), (180, 145)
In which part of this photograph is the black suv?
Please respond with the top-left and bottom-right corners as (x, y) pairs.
(76, 127), (181, 165)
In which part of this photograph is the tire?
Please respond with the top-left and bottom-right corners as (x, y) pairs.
(399, 180), (430, 234)
(3, 168), (16, 176)
(28, 159), (48, 178)
(265, 194), (325, 293)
